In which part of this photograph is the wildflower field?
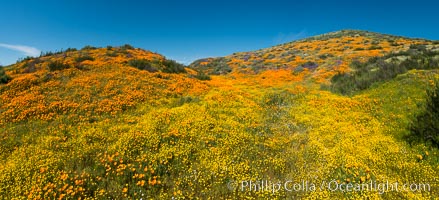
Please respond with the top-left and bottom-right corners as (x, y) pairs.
(1, 30), (439, 199)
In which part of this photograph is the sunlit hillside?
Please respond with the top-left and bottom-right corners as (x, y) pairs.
(1, 30), (439, 199)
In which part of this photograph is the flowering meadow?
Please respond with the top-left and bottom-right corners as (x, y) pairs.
(1, 30), (439, 199)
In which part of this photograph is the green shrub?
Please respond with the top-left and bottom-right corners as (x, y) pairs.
(293, 66), (304, 75)
(407, 80), (439, 147)
(162, 59), (186, 73)
(22, 58), (43, 73)
(17, 56), (35, 63)
(81, 45), (97, 50)
(48, 61), (71, 71)
(121, 44), (134, 50)
(0, 67), (12, 84)
(368, 45), (383, 50)
(106, 51), (118, 57)
(330, 49), (439, 95)
(410, 44), (427, 51)
(65, 48), (77, 52)
(75, 55), (95, 62)
(193, 72), (211, 80)
(128, 59), (158, 72)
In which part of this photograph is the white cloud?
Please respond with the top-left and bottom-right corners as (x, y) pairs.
(273, 29), (308, 45)
(0, 43), (40, 57)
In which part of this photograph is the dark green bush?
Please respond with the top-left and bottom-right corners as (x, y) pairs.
(162, 59), (186, 73)
(48, 61), (71, 71)
(0, 67), (12, 84)
(330, 49), (439, 95)
(407, 80), (439, 147)
(410, 44), (427, 51)
(106, 51), (118, 57)
(128, 58), (186, 74)
(301, 61), (318, 70)
(368, 45), (383, 50)
(65, 48), (77, 52)
(81, 45), (97, 50)
(128, 59), (158, 72)
(121, 44), (134, 50)
(17, 56), (35, 63)
(40, 51), (55, 57)
(193, 72), (211, 80)
(75, 55), (95, 62)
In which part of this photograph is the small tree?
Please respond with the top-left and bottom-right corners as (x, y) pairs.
(408, 80), (439, 147)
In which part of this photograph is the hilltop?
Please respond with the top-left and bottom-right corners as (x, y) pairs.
(1, 30), (439, 199)
(190, 30), (438, 87)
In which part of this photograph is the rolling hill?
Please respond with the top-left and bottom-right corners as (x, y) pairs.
(1, 30), (439, 199)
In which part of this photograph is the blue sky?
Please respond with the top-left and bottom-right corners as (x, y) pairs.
(0, 0), (438, 66)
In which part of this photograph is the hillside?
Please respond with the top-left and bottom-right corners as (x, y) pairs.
(190, 30), (437, 87)
(1, 30), (439, 199)
(0, 45), (208, 125)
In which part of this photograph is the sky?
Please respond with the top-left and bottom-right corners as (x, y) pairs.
(0, 0), (438, 66)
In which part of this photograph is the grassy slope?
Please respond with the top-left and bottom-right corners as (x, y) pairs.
(1, 33), (439, 199)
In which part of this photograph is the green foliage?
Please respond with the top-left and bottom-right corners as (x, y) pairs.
(75, 55), (95, 62)
(301, 61), (319, 70)
(128, 58), (186, 73)
(65, 47), (78, 52)
(121, 44), (135, 50)
(40, 48), (77, 57)
(408, 80), (439, 147)
(293, 66), (304, 75)
(410, 44), (427, 51)
(191, 57), (232, 75)
(0, 67), (12, 84)
(161, 59), (186, 73)
(193, 71), (211, 80)
(318, 54), (333, 59)
(330, 49), (439, 95)
(17, 56), (35, 63)
(106, 51), (118, 57)
(21, 58), (43, 73)
(48, 61), (71, 71)
(368, 45), (383, 50)
(128, 59), (158, 72)
(81, 45), (97, 50)
(40, 51), (56, 57)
